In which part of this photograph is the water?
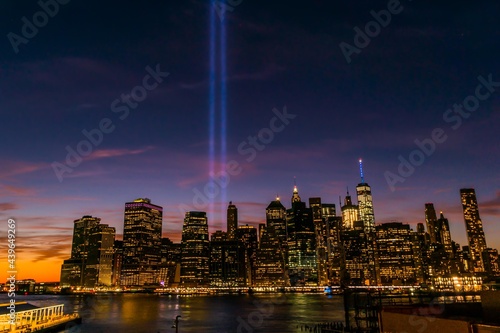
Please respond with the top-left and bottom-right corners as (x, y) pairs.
(0, 293), (345, 333)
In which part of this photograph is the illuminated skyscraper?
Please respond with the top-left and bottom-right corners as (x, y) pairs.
(425, 203), (439, 244)
(121, 198), (163, 286)
(266, 196), (287, 242)
(310, 198), (339, 286)
(112, 240), (123, 286)
(310, 197), (327, 286)
(341, 221), (370, 286)
(375, 222), (416, 285)
(209, 231), (244, 287)
(70, 215), (100, 260)
(325, 216), (343, 286)
(437, 212), (453, 258)
(227, 201), (238, 240)
(286, 185), (317, 286)
(180, 211), (210, 287)
(356, 159), (375, 233)
(355, 159), (378, 285)
(61, 216), (115, 287)
(84, 224), (116, 287)
(341, 189), (359, 230)
(460, 188), (487, 272)
(237, 225), (258, 286)
(254, 225), (289, 287)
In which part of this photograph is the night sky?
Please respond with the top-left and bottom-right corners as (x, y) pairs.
(0, 0), (499, 281)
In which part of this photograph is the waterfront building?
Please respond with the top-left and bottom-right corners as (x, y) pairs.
(375, 222), (416, 285)
(121, 198), (163, 286)
(482, 248), (500, 278)
(341, 190), (359, 230)
(254, 225), (289, 287)
(356, 159), (375, 234)
(460, 188), (488, 272)
(325, 216), (343, 286)
(266, 196), (287, 243)
(180, 211), (210, 287)
(60, 215), (115, 288)
(341, 221), (371, 286)
(425, 203), (439, 244)
(227, 201), (238, 240)
(83, 223), (115, 287)
(209, 231), (245, 287)
(286, 185), (317, 286)
(237, 225), (258, 286)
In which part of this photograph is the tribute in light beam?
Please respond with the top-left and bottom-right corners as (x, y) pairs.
(208, 0), (217, 219)
(219, 12), (227, 218)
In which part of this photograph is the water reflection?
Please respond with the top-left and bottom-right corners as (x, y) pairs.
(0, 293), (344, 333)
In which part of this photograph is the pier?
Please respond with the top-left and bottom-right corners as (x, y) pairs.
(0, 302), (80, 333)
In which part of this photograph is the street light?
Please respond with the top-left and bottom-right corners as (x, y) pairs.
(171, 315), (181, 333)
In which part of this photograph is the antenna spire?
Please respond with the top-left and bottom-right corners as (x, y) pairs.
(359, 158), (365, 183)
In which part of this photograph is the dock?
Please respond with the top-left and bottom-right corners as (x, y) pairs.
(0, 302), (81, 333)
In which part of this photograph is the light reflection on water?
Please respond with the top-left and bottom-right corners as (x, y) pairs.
(0, 293), (344, 333)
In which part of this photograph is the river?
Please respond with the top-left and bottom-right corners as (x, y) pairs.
(1, 293), (345, 333)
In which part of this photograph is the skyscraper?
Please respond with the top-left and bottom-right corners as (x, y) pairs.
(180, 211), (210, 287)
(70, 215), (100, 260)
(437, 212), (453, 258)
(61, 215), (100, 287)
(209, 231), (244, 287)
(325, 216), (343, 286)
(121, 198), (163, 286)
(460, 188), (488, 272)
(356, 159), (375, 233)
(266, 196), (287, 242)
(310, 197), (327, 286)
(286, 185), (317, 286)
(237, 225), (258, 286)
(227, 201), (238, 240)
(254, 225), (289, 287)
(341, 189), (359, 230)
(355, 160), (378, 285)
(375, 222), (416, 285)
(84, 224), (116, 287)
(60, 216), (115, 288)
(425, 203), (439, 244)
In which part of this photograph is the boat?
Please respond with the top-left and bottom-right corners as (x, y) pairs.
(0, 302), (81, 333)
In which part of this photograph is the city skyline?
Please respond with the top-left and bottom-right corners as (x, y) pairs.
(0, 1), (498, 283)
(1, 179), (498, 282)
(54, 185), (500, 290)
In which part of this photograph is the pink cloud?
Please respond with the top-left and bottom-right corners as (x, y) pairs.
(0, 202), (19, 211)
(0, 160), (47, 179)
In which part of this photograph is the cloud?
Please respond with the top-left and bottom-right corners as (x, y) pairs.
(86, 147), (154, 161)
(0, 160), (47, 179)
(481, 191), (500, 217)
(0, 202), (19, 211)
(0, 184), (37, 197)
